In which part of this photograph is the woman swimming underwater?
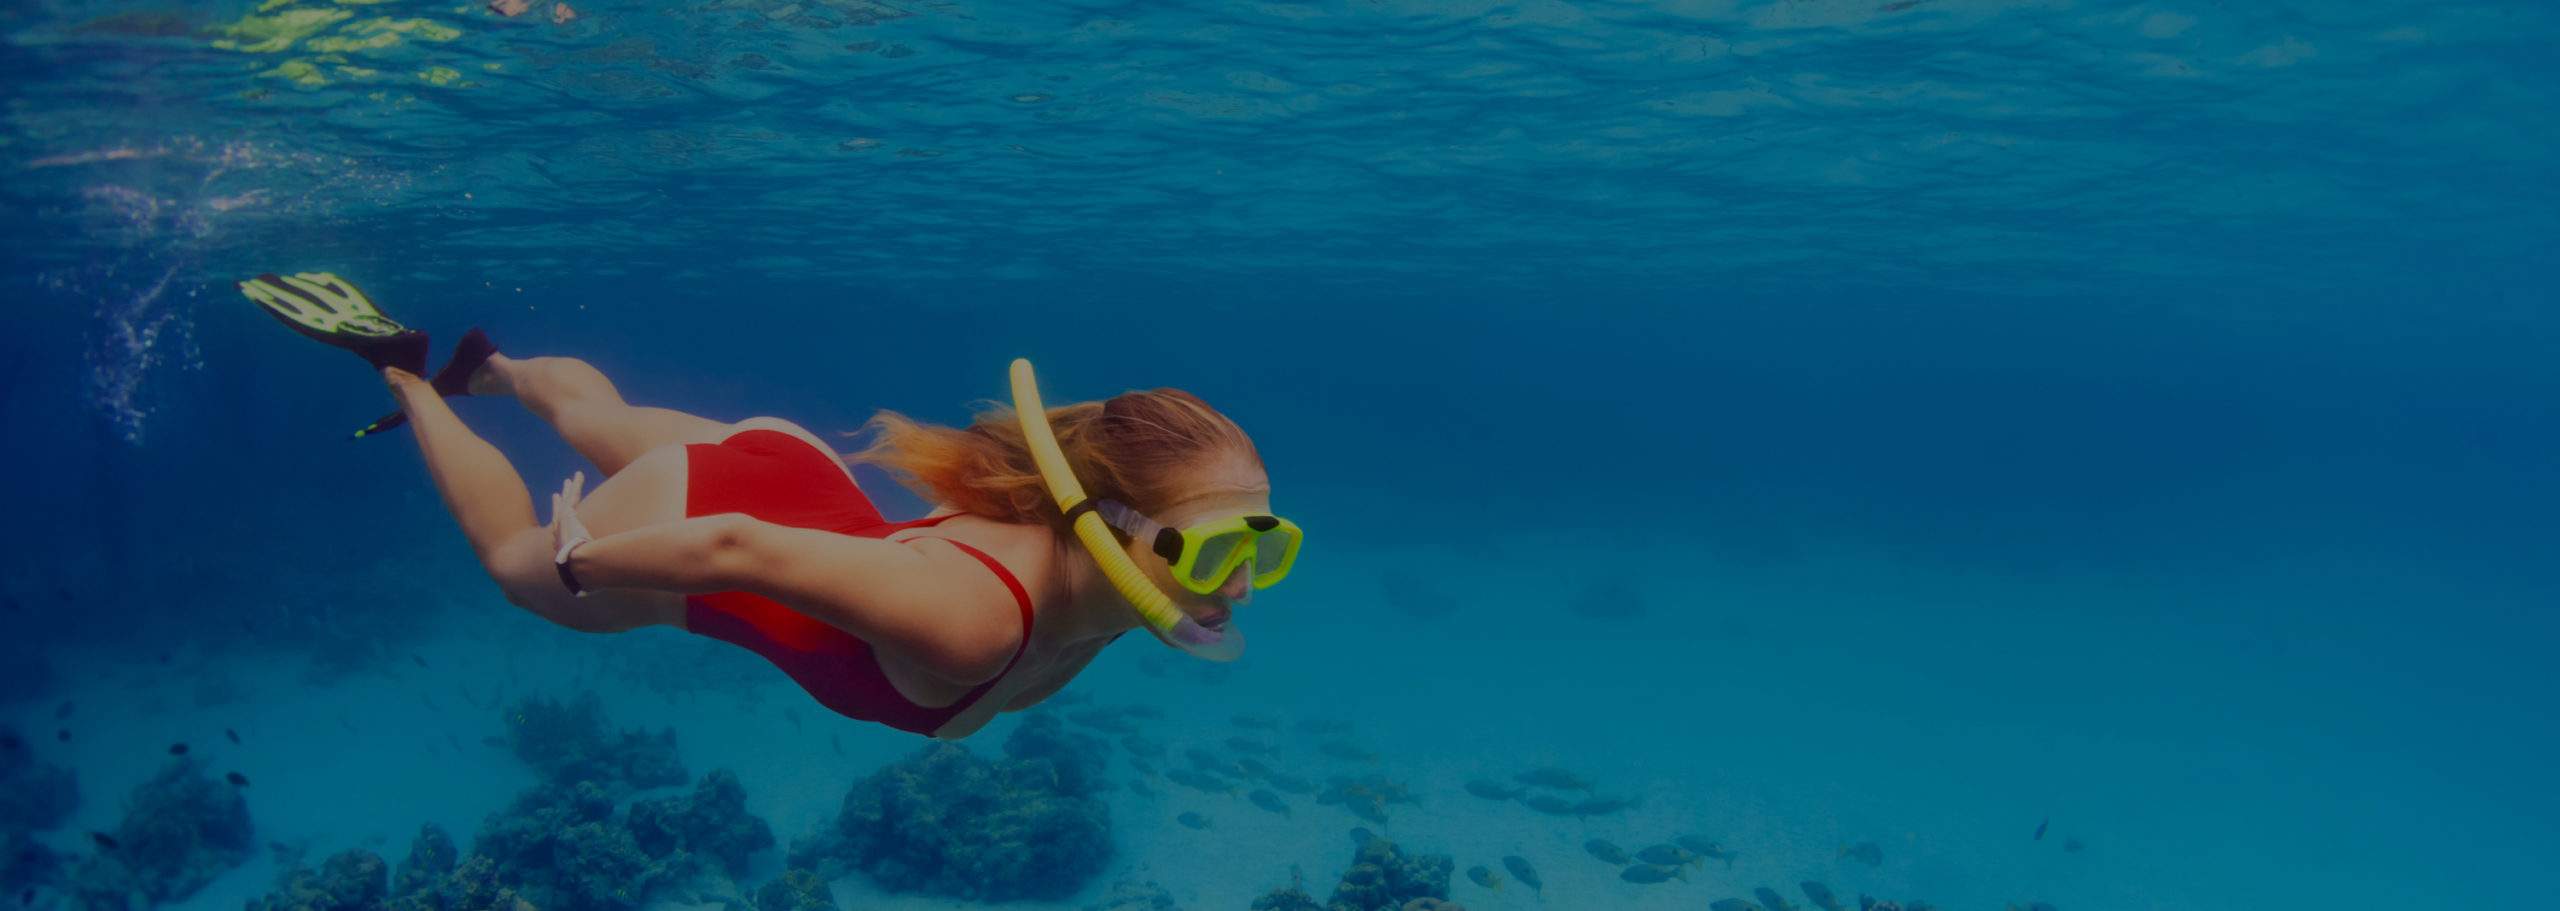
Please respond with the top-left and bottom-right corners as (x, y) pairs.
(238, 273), (1301, 740)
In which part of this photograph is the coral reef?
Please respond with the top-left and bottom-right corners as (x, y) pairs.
(392, 824), (457, 898)
(465, 781), (668, 911)
(389, 853), (536, 911)
(67, 759), (253, 911)
(1084, 878), (1180, 911)
(1252, 836), (1451, 911)
(752, 869), (835, 911)
(1001, 712), (1110, 798)
(3, 828), (62, 898)
(626, 771), (775, 880)
(246, 850), (387, 911)
(0, 729), (78, 831)
(789, 740), (1111, 902)
(503, 693), (686, 796)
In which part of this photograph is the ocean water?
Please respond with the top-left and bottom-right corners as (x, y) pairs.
(3, 1), (2555, 910)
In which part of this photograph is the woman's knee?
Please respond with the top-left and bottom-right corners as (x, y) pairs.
(484, 528), (613, 632)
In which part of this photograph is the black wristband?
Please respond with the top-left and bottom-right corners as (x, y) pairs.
(556, 541), (588, 597)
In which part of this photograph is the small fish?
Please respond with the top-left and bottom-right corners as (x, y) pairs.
(1502, 856), (1542, 895)
(1126, 706), (1165, 720)
(226, 772), (249, 787)
(155, 652), (171, 666)
(1465, 865), (1503, 891)
(1225, 736), (1274, 755)
(1266, 772), (1315, 794)
(0, 732), (20, 753)
(2062, 837), (2084, 854)
(1296, 718), (1353, 734)
(1120, 735), (1165, 758)
(1176, 811), (1210, 830)
(53, 702), (72, 720)
(1513, 766), (1593, 791)
(411, 654), (427, 668)
(1231, 713), (1277, 730)
(168, 743), (188, 755)
(90, 832), (120, 850)
(1757, 886), (1802, 911)
(1249, 789), (1290, 816)
(1709, 900), (1765, 911)
(1802, 881), (1846, 911)
(832, 734), (844, 756)
(1677, 835), (1738, 868)
(1621, 864), (1685, 884)
(225, 728), (241, 745)
(1127, 777), (1158, 797)
(1463, 779), (1522, 801)
(2033, 817), (2048, 841)
(55, 729), (69, 743)
(1236, 757), (1276, 779)
(20, 887), (32, 906)
(1838, 841), (1883, 867)
(1635, 844), (1699, 867)
(1584, 838), (1630, 864)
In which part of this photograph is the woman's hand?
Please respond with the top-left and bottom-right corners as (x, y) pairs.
(548, 471), (592, 563)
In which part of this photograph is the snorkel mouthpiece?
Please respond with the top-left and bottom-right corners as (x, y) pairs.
(1009, 358), (1244, 662)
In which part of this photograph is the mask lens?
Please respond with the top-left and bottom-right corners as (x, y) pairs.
(1250, 531), (1292, 585)
(1187, 529), (1252, 590)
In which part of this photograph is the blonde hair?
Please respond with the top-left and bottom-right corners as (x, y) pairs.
(846, 387), (1261, 534)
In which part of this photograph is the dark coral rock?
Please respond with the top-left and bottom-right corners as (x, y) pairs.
(503, 693), (685, 796)
(392, 825), (456, 898)
(0, 730), (78, 831)
(390, 854), (535, 911)
(3, 827), (62, 896)
(1323, 837), (1451, 911)
(789, 743), (1110, 901)
(1002, 713), (1109, 798)
(626, 771), (773, 880)
(67, 759), (252, 911)
(752, 869), (833, 911)
(465, 781), (668, 911)
(1084, 878), (1178, 911)
(246, 850), (388, 911)
(1249, 885), (1321, 911)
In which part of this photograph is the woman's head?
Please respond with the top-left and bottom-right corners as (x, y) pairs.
(848, 386), (1270, 622)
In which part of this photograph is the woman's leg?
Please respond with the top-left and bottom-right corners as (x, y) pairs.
(390, 368), (684, 633)
(471, 353), (731, 476)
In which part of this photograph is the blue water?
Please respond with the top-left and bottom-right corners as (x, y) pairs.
(4, 1), (2556, 910)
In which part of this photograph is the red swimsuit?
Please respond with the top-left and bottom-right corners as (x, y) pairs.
(679, 429), (1035, 735)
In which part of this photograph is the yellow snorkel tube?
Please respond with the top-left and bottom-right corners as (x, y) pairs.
(1010, 358), (1245, 662)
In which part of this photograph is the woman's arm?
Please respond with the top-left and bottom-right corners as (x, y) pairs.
(567, 514), (1022, 683)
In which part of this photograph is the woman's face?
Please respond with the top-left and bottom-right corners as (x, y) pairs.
(1128, 457), (1272, 631)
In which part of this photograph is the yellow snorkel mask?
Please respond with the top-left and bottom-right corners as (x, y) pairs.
(1010, 358), (1297, 662)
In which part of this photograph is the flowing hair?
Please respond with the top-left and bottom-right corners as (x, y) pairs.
(845, 387), (1261, 534)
